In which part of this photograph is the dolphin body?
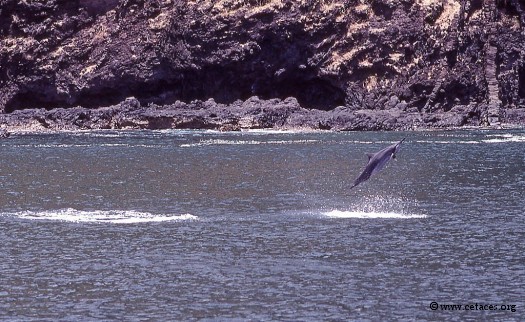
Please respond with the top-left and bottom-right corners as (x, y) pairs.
(350, 138), (406, 189)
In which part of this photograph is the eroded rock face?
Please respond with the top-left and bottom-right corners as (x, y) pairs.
(0, 95), (501, 133)
(1, 0), (525, 130)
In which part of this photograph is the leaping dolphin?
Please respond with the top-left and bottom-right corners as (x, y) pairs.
(350, 138), (406, 189)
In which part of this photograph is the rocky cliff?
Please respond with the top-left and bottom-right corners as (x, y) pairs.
(1, 0), (525, 131)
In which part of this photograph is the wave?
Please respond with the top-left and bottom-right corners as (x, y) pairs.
(180, 139), (319, 147)
(323, 210), (427, 219)
(8, 208), (198, 224)
(13, 143), (160, 149)
(413, 133), (525, 144)
(239, 129), (319, 134)
(482, 134), (525, 143)
(414, 140), (480, 144)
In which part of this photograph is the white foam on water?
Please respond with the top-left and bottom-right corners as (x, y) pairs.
(482, 135), (525, 143)
(413, 133), (525, 144)
(21, 144), (94, 148)
(10, 208), (198, 224)
(323, 210), (427, 219)
(413, 140), (480, 144)
(240, 129), (317, 134)
(180, 139), (319, 147)
(15, 143), (163, 149)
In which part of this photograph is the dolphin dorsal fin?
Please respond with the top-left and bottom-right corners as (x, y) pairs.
(366, 153), (375, 160)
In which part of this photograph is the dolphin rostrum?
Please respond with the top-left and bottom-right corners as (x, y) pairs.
(350, 138), (406, 189)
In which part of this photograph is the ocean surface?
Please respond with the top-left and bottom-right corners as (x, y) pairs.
(0, 129), (524, 321)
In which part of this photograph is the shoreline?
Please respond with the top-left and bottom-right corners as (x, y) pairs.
(4, 122), (525, 136)
(1, 96), (525, 135)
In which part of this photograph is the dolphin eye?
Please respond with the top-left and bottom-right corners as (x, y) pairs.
(392, 154), (396, 159)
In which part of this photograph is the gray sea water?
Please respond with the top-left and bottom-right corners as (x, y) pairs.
(0, 129), (524, 321)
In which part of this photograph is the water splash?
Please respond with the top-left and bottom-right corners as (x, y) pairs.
(323, 210), (426, 219)
(8, 208), (198, 224)
(322, 195), (426, 219)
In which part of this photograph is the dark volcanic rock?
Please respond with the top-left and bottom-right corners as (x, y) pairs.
(0, 95), (483, 132)
(1, 0), (525, 130)
(0, 128), (10, 138)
